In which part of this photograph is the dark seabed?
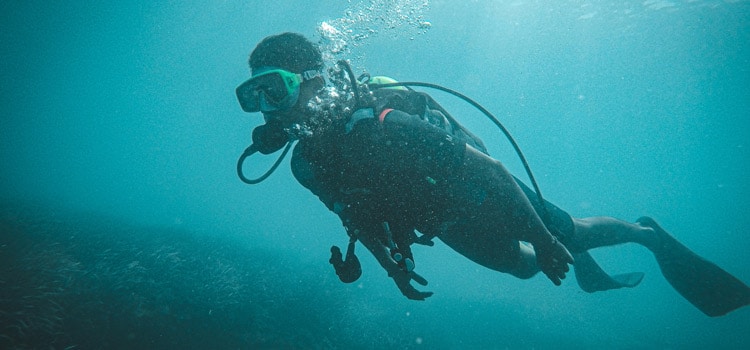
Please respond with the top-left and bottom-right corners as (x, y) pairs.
(2, 1), (749, 349)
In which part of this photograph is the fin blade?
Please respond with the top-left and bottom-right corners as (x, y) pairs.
(574, 251), (644, 293)
(638, 217), (750, 317)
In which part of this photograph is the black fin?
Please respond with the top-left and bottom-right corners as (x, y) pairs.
(574, 251), (644, 293)
(638, 217), (750, 317)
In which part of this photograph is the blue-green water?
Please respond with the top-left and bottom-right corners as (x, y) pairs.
(1, 1), (748, 348)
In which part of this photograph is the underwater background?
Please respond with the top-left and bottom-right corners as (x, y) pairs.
(1, 0), (749, 348)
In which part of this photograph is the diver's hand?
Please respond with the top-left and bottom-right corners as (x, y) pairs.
(355, 230), (433, 300)
(534, 236), (574, 286)
(391, 269), (433, 301)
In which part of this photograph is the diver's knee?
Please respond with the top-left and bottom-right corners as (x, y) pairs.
(505, 244), (539, 279)
(572, 217), (600, 232)
(508, 267), (538, 280)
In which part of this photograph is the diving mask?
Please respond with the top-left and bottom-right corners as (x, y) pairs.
(236, 67), (321, 113)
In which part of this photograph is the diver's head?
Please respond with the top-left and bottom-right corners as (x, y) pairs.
(236, 32), (325, 125)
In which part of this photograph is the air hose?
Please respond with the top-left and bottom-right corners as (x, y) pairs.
(237, 142), (293, 185)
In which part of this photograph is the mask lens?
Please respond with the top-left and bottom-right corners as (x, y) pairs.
(236, 70), (300, 113)
(253, 73), (291, 104)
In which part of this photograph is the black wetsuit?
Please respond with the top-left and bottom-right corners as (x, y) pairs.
(290, 90), (573, 262)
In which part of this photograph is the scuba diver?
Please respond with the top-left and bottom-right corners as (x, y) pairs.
(234, 32), (750, 317)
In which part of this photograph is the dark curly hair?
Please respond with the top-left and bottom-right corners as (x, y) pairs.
(249, 32), (324, 74)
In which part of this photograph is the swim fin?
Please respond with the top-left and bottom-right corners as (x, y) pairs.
(637, 216), (750, 317)
(573, 251), (644, 293)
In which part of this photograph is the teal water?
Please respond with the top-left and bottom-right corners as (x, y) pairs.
(1, 1), (749, 348)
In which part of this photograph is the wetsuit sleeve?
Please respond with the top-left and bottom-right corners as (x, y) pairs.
(291, 141), (379, 233)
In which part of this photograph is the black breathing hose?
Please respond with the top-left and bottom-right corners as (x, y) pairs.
(236, 142), (293, 185)
(338, 60), (361, 110)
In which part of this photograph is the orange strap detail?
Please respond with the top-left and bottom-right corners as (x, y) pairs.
(378, 108), (394, 123)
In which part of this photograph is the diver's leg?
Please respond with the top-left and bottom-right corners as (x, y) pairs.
(438, 146), (571, 283)
(565, 216), (659, 253)
(564, 217), (652, 292)
(436, 224), (526, 274)
(450, 146), (561, 249)
(436, 229), (541, 280)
